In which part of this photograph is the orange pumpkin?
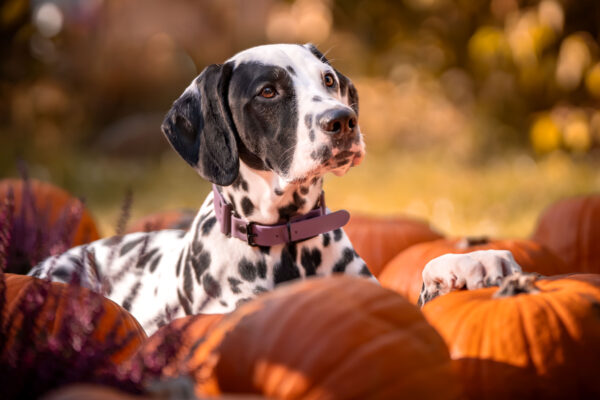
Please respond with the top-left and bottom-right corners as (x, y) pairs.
(422, 273), (600, 399)
(4, 274), (147, 364)
(180, 276), (461, 399)
(0, 178), (100, 245)
(532, 194), (600, 273)
(126, 209), (196, 234)
(344, 214), (443, 277)
(379, 237), (568, 304)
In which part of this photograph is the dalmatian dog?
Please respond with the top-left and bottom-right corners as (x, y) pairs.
(30, 43), (521, 334)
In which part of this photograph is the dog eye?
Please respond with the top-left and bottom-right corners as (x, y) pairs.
(323, 73), (336, 88)
(260, 85), (277, 98)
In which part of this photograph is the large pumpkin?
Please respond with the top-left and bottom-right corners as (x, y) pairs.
(379, 237), (568, 304)
(422, 273), (600, 399)
(0, 179), (100, 274)
(3, 273), (146, 364)
(126, 209), (196, 234)
(532, 194), (600, 273)
(169, 276), (461, 399)
(344, 214), (443, 277)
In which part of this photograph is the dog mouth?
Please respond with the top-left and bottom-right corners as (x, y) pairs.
(286, 147), (364, 184)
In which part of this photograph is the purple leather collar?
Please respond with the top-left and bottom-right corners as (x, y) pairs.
(212, 184), (350, 246)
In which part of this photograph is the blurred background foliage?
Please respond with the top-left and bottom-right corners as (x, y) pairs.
(1, 0), (600, 237)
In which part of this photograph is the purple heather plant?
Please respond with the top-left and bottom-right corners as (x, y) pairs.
(0, 180), (192, 399)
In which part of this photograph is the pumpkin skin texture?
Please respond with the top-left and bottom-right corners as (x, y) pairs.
(344, 214), (443, 277)
(422, 274), (600, 399)
(4, 274), (147, 364)
(189, 276), (461, 400)
(532, 195), (600, 273)
(126, 209), (196, 234)
(0, 178), (100, 246)
(379, 237), (568, 304)
(134, 313), (224, 376)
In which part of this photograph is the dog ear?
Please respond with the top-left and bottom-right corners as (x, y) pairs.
(161, 62), (239, 186)
(304, 43), (359, 115)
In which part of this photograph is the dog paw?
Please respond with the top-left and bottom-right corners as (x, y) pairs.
(417, 250), (522, 306)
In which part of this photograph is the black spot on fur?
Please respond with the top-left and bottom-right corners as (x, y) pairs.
(286, 65), (296, 75)
(278, 203), (299, 220)
(309, 129), (315, 142)
(257, 259), (267, 279)
(301, 248), (322, 276)
(300, 186), (309, 195)
(228, 277), (242, 294)
(192, 252), (211, 283)
(232, 176), (249, 191)
(311, 145), (332, 161)
(119, 236), (146, 257)
(176, 230), (186, 238)
(201, 217), (217, 236)
(137, 248), (159, 269)
(333, 228), (343, 242)
(305, 113), (313, 129)
(177, 289), (193, 315)
(253, 286), (268, 295)
(122, 281), (142, 311)
(51, 267), (71, 281)
(203, 274), (221, 298)
(274, 188), (283, 196)
(105, 235), (123, 246)
(241, 197), (255, 217)
(220, 300), (228, 307)
(322, 233), (331, 247)
(183, 256), (194, 300)
(175, 252), (183, 277)
(274, 245), (300, 284)
(312, 96), (322, 102)
(359, 264), (372, 277)
(293, 191), (306, 208)
(311, 177), (319, 185)
(236, 298), (252, 308)
(259, 246), (270, 255)
(192, 237), (204, 255)
(149, 254), (162, 273)
(332, 248), (355, 273)
(238, 258), (257, 282)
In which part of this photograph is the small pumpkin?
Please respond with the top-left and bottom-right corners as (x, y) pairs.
(3, 273), (147, 364)
(344, 213), (443, 277)
(422, 273), (600, 399)
(532, 194), (600, 273)
(379, 237), (568, 304)
(177, 276), (461, 399)
(126, 209), (196, 234)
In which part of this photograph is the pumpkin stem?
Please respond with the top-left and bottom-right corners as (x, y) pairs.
(493, 273), (541, 298)
(456, 236), (490, 249)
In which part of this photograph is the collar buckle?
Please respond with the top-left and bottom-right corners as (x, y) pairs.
(246, 221), (257, 246)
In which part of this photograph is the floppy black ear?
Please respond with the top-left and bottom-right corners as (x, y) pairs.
(161, 62), (239, 186)
(304, 43), (359, 115)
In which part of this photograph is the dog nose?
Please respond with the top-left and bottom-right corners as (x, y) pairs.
(319, 108), (357, 136)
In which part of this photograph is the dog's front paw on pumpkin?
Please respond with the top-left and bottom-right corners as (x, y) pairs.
(418, 249), (522, 306)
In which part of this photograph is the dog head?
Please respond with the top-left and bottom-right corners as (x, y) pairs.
(161, 43), (364, 186)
